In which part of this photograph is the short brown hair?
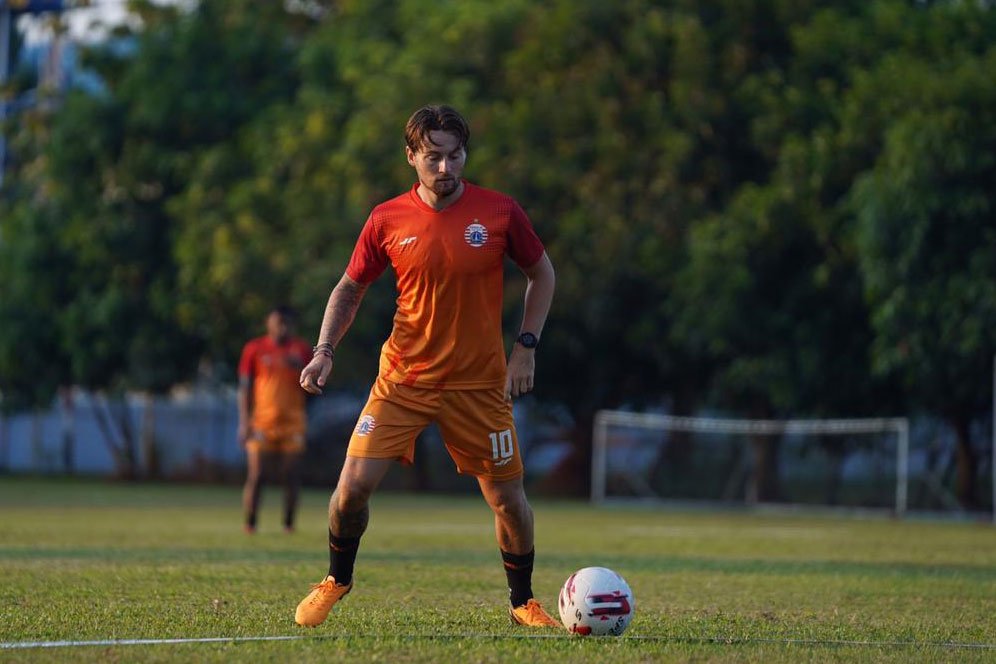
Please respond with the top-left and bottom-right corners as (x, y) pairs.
(404, 105), (470, 153)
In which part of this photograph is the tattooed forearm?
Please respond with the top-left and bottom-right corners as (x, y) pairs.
(317, 274), (369, 348)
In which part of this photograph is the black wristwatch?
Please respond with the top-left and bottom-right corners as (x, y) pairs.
(516, 332), (539, 349)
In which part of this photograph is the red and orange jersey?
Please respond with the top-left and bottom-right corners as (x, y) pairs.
(238, 336), (312, 433)
(346, 181), (545, 390)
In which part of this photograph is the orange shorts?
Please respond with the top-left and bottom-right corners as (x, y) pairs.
(347, 377), (523, 481)
(246, 427), (305, 455)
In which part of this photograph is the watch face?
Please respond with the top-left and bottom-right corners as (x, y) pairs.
(518, 333), (538, 349)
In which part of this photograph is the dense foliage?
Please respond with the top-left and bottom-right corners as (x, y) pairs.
(1, 0), (994, 500)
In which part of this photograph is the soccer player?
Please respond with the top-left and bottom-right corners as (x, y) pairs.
(294, 105), (558, 628)
(238, 306), (312, 534)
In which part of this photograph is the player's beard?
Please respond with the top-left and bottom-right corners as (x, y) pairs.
(432, 177), (459, 196)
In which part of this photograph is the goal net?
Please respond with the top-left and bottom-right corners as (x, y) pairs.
(592, 410), (910, 515)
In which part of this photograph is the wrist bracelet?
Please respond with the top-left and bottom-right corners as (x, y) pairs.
(313, 342), (335, 359)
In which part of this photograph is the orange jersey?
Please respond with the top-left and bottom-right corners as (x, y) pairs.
(346, 181), (545, 390)
(238, 336), (312, 432)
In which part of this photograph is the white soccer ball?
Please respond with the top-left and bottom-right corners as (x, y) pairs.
(557, 566), (635, 636)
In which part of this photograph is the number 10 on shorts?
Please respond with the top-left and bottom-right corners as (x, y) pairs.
(489, 429), (514, 460)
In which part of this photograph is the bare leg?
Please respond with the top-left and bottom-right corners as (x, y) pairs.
(478, 475), (535, 554)
(294, 455), (392, 626)
(329, 456), (393, 535)
(242, 446), (263, 531)
(326, 456), (394, 585)
(479, 475), (538, 607)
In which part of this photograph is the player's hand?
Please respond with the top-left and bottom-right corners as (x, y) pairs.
(505, 345), (536, 400)
(300, 354), (333, 395)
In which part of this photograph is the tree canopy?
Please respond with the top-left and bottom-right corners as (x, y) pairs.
(1, 0), (994, 500)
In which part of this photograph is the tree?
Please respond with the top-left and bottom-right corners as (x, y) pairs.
(852, 49), (996, 508)
(668, 1), (996, 505)
(0, 0), (304, 474)
(3, 0), (996, 501)
(0, 193), (70, 413)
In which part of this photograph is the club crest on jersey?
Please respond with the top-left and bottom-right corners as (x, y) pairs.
(464, 221), (488, 248)
(355, 415), (376, 437)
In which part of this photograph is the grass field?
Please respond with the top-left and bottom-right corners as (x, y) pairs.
(2, 477), (995, 663)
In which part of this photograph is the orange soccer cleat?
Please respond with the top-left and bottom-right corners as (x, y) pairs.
(508, 599), (561, 629)
(294, 576), (352, 627)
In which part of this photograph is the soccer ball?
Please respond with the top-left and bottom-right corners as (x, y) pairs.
(558, 566), (635, 636)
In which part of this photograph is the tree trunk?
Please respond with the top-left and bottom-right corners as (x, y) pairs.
(0, 412), (8, 472)
(745, 401), (782, 504)
(31, 410), (44, 469)
(951, 416), (977, 509)
(573, 409), (596, 497)
(747, 434), (783, 504)
(140, 393), (159, 479)
(59, 387), (75, 475)
(823, 437), (844, 507)
(541, 408), (593, 498)
(92, 393), (137, 479)
(659, 392), (697, 467)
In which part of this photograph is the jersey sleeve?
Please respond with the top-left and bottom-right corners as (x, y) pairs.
(237, 341), (256, 381)
(346, 214), (390, 284)
(506, 201), (545, 268)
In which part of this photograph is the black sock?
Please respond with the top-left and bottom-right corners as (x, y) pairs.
(282, 458), (300, 529)
(245, 479), (262, 528)
(328, 530), (361, 585)
(283, 482), (299, 529)
(501, 548), (535, 608)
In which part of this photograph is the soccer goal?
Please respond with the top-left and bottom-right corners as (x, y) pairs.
(592, 410), (910, 515)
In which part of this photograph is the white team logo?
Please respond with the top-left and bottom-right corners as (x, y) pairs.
(355, 415), (376, 437)
(399, 236), (418, 247)
(464, 221), (488, 248)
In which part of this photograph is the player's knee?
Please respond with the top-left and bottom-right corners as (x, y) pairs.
(334, 482), (373, 513)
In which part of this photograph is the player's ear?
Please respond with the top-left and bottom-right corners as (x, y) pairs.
(405, 146), (416, 166)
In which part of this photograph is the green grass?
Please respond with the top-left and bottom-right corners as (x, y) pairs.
(1, 477), (995, 663)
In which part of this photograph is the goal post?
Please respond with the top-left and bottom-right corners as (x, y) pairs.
(591, 410), (910, 516)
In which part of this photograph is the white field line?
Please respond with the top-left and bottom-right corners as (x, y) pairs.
(0, 635), (306, 649)
(2, 634), (996, 650)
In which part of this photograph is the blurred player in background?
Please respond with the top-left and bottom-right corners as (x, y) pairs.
(238, 306), (312, 534)
(295, 105), (558, 628)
